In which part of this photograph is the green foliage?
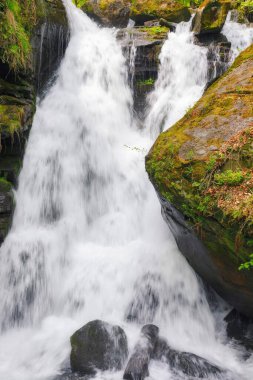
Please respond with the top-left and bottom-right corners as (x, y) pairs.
(141, 26), (168, 36)
(0, 0), (36, 72)
(73, 0), (90, 7)
(214, 170), (245, 186)
(239, 254), (253, 270)
(0, 177), (12, 192)
(137, 78), (155, 86)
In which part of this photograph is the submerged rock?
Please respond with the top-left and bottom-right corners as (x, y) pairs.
(123, 324), (159, 380)
(146, 45), (253, 316)
(225, 309), (253, 351)
(70, 320), (128, 375)
(192, 0), (230, 35)
(153, 338), (223, 378)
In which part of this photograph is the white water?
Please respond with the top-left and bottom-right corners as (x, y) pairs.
(0, 2), (253, 379)
(146, 19), (208, 137)
(222, 11), (253, 62)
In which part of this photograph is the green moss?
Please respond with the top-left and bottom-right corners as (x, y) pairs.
(0, 104), (24, 141)
(0, 0), (36, 72)
(0, 177), (12, 192)
(214, 170), (245, 186)
(137, 77), (155, 86)
(129, 0), (191, 23)
(139, 25), (168, 38)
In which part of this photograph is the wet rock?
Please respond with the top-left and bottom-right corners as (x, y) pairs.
(195, 33), (231, 83)
(123, 324), (159, 380)
(192, 0), (230, 35)
(118, 27), (166, 118)
(225, 309), (253, 351)
(146, 45), (253, 317)
(70, 320), (128, 375)
(153, 337), (222, 378)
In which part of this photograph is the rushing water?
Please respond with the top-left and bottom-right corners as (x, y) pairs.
(0, 1), (253, 379)
(222, 11), (253, 62)
(146, 19), (208, 137)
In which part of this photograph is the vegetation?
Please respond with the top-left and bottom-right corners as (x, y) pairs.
(0, 0), (36, 72)
(137, 77), (155, 85)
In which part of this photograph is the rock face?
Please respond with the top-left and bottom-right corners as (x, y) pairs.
(82, 0), (191, 26)
(70, 320), (128, 375)
(129, 0), (191, 25)
(146, 45), (253, 317)
(192, 0), (230, 35)
(119, 26), (168, 118)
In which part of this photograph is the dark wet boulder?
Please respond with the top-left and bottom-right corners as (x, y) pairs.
(225, 309), (253, 351)
(123, 324), (159, 380)
(153, 338), (222, 378)
(70, 320), (128, 375)
(192, 0), (230, 36)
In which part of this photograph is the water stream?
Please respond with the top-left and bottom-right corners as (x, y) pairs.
(0, 2), (253, 380)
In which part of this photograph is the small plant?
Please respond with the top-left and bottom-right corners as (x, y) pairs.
(239, 254), (253, 270)
(214, 170), (245, 186)
(137, 78), (155, 86)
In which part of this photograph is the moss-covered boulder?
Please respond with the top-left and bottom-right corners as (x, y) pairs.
(146, 44), (253, 316)
(192, 0), (230, 35)
(129, 0), (191, 25)
(81, 0), (130, 27)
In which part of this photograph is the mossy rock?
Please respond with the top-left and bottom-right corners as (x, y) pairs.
(81, 0), (130, 27)
(129, 0), (191, 24)
(192, 0), (230, 35)
(146, 44), (253, 316)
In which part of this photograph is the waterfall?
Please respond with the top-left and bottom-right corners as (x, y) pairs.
(146, 19), (208, 137)
(0, 1), (252, 379)
(222, 11), (253, 62)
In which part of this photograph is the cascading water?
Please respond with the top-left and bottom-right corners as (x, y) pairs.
(146, 19), (208, 137)
(222, 11), (253, 62)
(0, 1), (253, 379)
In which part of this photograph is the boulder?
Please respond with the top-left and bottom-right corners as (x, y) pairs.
(70, 320), (128, 375)
(129, 0), (191, 25)
(146, 45), (253, 317)
(153, 338), (222, 377)
(81, 0), (130, 27)
(123, 324), (159, 380)
(225, 309), (253, 351)
(192, 0), (230, 35)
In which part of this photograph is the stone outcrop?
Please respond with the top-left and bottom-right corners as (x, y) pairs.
(192, 0), (230, 35)
(70, 320), (128, 375)
(81, 0), (191, 27)
(129, 0), (191, 25)
(146, 45), (253, 317)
